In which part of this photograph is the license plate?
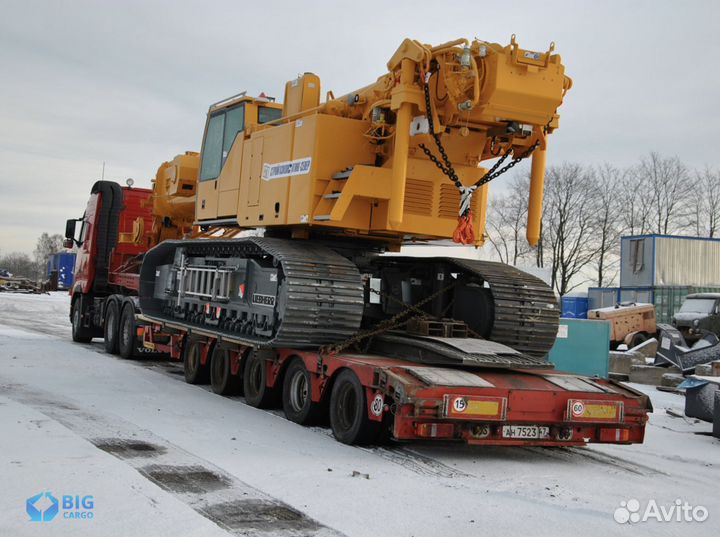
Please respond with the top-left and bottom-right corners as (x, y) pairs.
(501, 425), (550, 439)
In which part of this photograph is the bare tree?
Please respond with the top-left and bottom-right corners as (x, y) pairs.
(0, 252), (37, 278)
(33, 232), (64, 274)
(542, 163), (600, 295)
(691, 167), (720, 237)
(485, 175), (531, 265)
(618, 165), (652, 235)
(638, 152), (693, 234)
(591, 163), (625, 286)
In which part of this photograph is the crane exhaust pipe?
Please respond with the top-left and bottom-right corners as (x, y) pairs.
(526, 146), (547, 247)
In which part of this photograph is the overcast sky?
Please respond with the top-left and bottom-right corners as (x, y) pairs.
(1, 0), (718, 254)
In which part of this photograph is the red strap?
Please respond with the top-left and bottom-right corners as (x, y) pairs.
(452, 213), (475, 245)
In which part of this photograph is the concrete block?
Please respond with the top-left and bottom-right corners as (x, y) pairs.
(609, 351), (646, 374)
(630, 364), (682, 385)
(629, 337), (658, 359)
(609, 352), (632, 375)
(695, 364), (713, 376)
(661, 373), (685, 388)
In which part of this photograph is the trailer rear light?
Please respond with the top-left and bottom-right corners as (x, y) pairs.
(443, 395), (507, 420)
(567, 399), (623, 423)
(599, 427), (630, 442)
(416, 423), (454, 439)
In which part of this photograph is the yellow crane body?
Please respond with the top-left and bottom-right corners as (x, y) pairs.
(189, 36), (570, 248)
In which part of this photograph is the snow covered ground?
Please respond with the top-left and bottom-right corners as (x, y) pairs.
(0, 292), (718, 537)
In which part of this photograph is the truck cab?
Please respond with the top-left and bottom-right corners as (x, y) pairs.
(672, 293), (720, 342)
(64, 181), (153, 343)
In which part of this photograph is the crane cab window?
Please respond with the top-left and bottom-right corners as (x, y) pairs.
(258, 106), (282, 124)
(200, 103), (245, 181)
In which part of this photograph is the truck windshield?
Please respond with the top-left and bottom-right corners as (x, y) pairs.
(679, 299), (716, 314)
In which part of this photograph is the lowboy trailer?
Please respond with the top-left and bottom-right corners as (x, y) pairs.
(136, 315), (650, 446)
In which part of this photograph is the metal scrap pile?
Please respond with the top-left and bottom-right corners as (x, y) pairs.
(0, 270), (46, 294)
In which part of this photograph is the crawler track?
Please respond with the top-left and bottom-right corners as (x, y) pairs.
(139, 237), (365, 348)
(451, 259), (559, 358)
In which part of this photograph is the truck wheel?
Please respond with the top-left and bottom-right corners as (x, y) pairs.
(184, 338), (210, 385)
(282, 358), (322, 425)
(118, 304), (138, 359)
(210, 346), (241, 395)
(71, 299), (92, 343)
(243, 351), (277, 408)
(103, 301), (120, 354)
(329, 369), (380, 445)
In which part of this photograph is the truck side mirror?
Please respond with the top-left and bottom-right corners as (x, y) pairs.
(62, 237), (74, 249)
(65, 219), (77, 241)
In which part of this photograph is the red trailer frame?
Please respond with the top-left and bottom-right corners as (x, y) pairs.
(139, 318), (650, 447)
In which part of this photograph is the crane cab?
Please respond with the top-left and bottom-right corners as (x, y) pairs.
(195, 93), (283, 221)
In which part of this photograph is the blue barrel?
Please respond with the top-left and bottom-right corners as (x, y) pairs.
(561, 295), (589, 319)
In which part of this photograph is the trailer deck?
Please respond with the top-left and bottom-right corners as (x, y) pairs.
(137, 316), (651, 447)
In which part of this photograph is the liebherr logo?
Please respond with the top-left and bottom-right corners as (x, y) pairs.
(252, 293), (276, 307)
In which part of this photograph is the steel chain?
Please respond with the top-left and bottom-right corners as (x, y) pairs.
(320, 280), (458, 356)
(417, 70), (542, 215)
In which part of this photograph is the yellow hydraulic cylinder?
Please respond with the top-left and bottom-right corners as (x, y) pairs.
(526, 147), (547, 246)
(389, 58), (414, 228)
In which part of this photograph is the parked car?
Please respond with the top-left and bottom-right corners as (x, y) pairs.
(672, 293), (720, 343)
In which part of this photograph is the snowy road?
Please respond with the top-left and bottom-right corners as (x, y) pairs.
(0, 292), (719, 537)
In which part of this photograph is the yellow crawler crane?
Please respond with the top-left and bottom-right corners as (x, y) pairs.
(139, 35), (572, 357)
(193, 35), (570, 247)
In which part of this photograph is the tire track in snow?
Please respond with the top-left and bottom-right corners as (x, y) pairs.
(0, 380), (343, 537)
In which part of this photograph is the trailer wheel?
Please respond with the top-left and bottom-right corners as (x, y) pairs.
(118, 304), (138, 359)
(629, 332), (648, 348)
(103, 301), (120, 354)
(71, 299), (92, 343)
(210, 346), (241, 395)
(183, 338), (209, 385)
(282, 359), (322, 425)
(329, 369), (380, 445)
(243, 351), (277, 408)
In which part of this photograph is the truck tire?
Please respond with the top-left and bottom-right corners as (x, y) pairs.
(184, 338), (210, 385)
(282, 358), (323, 425)
(210, 346), (241, 395)
(103, 301), (120, 354)
(118, 304), (138, 359)
(71, 299), (92, 343)
(329, 369), (380, 445)
(243, 351), (277, 408)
